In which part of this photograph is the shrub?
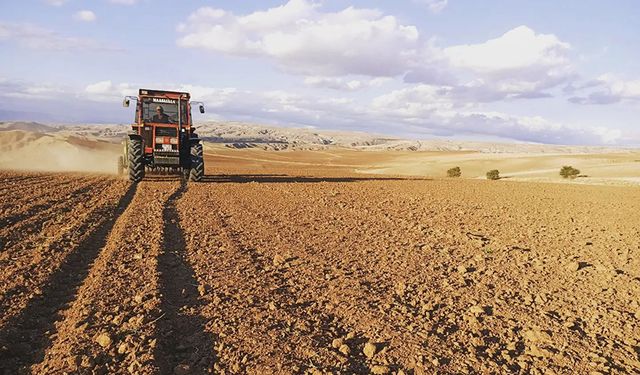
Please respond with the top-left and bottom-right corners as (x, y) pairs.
(447, 166), (461, 178)
(486, 169), (500, 180)
(559, 166), (580, 179)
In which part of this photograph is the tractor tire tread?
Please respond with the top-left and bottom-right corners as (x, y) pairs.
(127, 138), (145, 182)
(189, 143), (204, 182)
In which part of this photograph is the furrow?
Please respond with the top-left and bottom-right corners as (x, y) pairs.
(0, 180), (136, 373)
(0, 178), (125, 309)
(153, 182), (216, 374)
(30, 181), (178, 374)
(174, 183), (366, 373)
(0, 176), (109, 232)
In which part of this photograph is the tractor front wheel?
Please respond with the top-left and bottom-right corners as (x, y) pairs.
(189, 142), (204, 182)
(127, 138), (145, 182)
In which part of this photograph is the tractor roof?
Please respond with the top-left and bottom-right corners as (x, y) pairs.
(139, 88), (190, 99)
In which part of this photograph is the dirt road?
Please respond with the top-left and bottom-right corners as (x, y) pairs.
(0, 158), (639, 374)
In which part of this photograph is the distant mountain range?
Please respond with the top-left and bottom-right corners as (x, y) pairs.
(0, 121), (636, 154)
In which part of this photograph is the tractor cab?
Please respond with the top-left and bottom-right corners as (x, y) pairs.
(119, 89), (206, 182)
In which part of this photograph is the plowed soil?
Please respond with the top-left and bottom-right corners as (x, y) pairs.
(0, 151), (639, 374)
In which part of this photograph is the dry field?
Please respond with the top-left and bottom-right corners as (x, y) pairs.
(0, 148), (639, 375)
(359, 150), (640, 186)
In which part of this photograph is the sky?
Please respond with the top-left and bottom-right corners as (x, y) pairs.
(1, 0), (639, 145)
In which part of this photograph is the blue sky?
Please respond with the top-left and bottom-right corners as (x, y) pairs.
(1, 0), (639, 145)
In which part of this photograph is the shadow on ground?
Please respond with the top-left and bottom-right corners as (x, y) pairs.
(155, 181), (216, 373)
(136, 174), (428, 184)
(0, 183), (138, 373)
(203, 174), (428, 184)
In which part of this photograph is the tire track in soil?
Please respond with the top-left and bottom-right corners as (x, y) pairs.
(30, 181), (177, 374)
(0, 175), (84, 212)
(0, 178), (77, 215)
(0, 176), (108, 230)
(0, 176), (108, 246)
(0, 174), (62, 198)
(177, 185), (371, 374)
(0, 182), (138, 373)
(0, 178), (127, 320)
(0, 174), (40, 185)
(0, 173), (59, 192)
(154, 181), (216, 374)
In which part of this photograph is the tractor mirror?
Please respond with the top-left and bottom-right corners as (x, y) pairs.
(199, 104), (205, 114)
(123, 98), (130, 108)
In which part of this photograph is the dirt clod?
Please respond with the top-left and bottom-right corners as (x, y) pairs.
(363, 342), (377, 359)
(273, 254), (286, 266)
(95, 333), (112, 348)
(197, 284), (206, 296)
(331, 338), (344, 349)
(117, 342), (128, 354)
(469, 305), (485, 315)
(371, 364), (390, 374)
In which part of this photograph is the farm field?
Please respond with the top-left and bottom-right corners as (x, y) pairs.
(0, 149), (639, 374)
(3, 0), (640, 373)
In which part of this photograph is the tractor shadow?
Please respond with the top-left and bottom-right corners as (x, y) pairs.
(155, 181), (216, 373)
(200, 174), (429, 184)
(0, 183), (138, 373)
(133, 174), (429, 184)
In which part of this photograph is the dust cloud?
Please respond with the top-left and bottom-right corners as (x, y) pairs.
(0, 130), (121, 174)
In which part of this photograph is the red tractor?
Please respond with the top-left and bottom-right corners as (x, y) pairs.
(119, 89), (205, 182)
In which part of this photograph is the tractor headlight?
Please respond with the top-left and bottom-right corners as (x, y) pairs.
(169, 137), (178, 145)
(155, 136), (163, 143)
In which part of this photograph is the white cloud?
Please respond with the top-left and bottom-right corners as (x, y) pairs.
(599, 75), (640, 99)
(1, 77), (628, 145)
(158, 82), (624, 145)
(0, 78), (68, 100)
(85, 81), (115, 94)
(84, 80), (135, 101)
(568, 74), (640, 105)
(43, 0), (67, 6)
(177, 3), (575, 102)
(414, 0), (449, 14)
(366, 85), (622, 144)
(177, 0), (421, 76)
(303, 76), (391, 91)
(452, 112), (622, 144)
(444, 26), (570, 73)
(74, 10), (97, 22)
(108, 0), (139, 4)
(440, 26), (574, 99)
(0, 22), (117, 51)
(370, 85), (460, 116)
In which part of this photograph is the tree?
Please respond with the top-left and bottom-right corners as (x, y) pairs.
(559, 166), (580, 179)
(447, 166), (461, 178)
(486, 169), (500, 180)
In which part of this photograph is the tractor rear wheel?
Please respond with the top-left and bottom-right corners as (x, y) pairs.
(127, 138), (145, 182)
(189, 142), (204, 182)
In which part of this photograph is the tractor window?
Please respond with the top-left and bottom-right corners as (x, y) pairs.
(142, 98), (187, 124)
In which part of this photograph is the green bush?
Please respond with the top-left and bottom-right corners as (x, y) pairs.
(447, 166), (461, 178)
(486, 169), (500, 180)
(559, 166), (580, 179)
